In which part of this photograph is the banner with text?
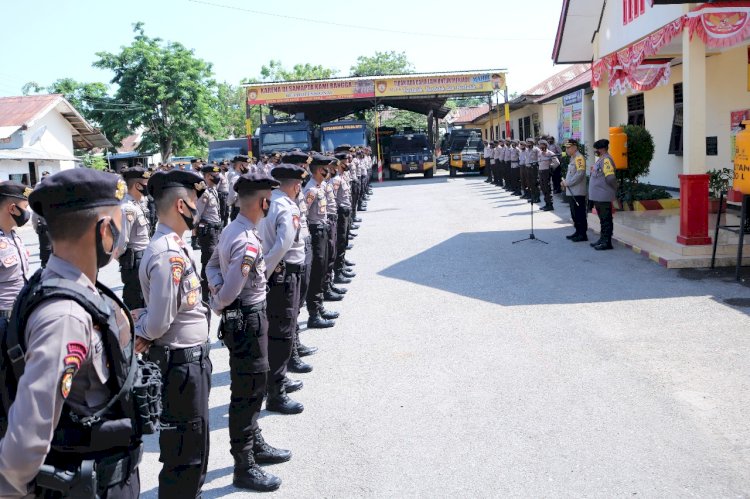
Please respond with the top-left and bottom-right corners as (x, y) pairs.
(247, 79), (375, 105)
(374, 73), (506, 97)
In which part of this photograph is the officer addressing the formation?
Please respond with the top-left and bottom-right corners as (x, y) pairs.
(588, 139), (618, 251)
(118, 166), (152, 310)
(133, 170), (212, 498)
(0, 169), (143, 498)
(560, 138), (589, 243)
(259, 163), (308, 415)
(206, 171), (291, 492)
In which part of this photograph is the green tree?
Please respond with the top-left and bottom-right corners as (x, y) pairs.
(214, 82), (246, 139)
(349, 51), (414, 76)
(22, 78), (109, 126)
(380, 111), (427, 131)
(253, 60), (339, 82)
(79, 152), (108, 171)
(93, 22), (218, 160)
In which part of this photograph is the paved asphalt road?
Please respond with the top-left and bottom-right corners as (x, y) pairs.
(17, 171), (750, 497)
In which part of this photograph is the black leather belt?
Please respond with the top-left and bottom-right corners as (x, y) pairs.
(284, 262), (303, 274)
(148, 342), (210, 366)
(337, 207), (351, 215)
(0, 310), (11, 319)
(309, 224), (328, 233)
(327, 214), (338, 222)
(240, 300), (266, 314)
(124, 249), (144, 259)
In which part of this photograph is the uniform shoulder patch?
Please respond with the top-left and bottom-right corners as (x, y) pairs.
(61, 342), (88, 399)
(575, 156), (586, 171)
(170, 256), (185, 285)
(242, 242), (258, 277)
(305, 190), (316, 205)
(0, 239), (7, 250)
(603, 158), (615, 176)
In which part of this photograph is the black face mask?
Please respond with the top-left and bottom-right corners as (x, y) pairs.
(135, 183), (147, 195)
(210, 174), (221, 184)
(95, 218), (120, 269)
(11, 205), (30, 227)
(180, 199), (199, 230)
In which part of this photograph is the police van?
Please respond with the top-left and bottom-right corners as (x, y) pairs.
(387, 133), (435, 179)
(443, 129), (485, 176)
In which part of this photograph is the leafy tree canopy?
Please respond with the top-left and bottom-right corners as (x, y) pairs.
(349, 51), (414, 77)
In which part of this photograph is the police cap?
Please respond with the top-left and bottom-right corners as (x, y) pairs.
(309, 153), (332, 167)
(282, 151), (312, 166)
(232, 155), (250, 163)
(147, 170), (206, 199)
(29, 169), (125, 218)
(234, 172), (280, 193)
(0, 181), (32, 202)
(334, 144), (352, 153)
(271, 163), (308, 180)
(563, 138), (580, 148)
(334, 152), (349, 161)
(200, 164), (222, 174)
(121, 166), (152, 180)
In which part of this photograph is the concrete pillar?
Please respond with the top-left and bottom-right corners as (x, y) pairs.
(677, 24), (711, 245)
(593, 74), (610, 143)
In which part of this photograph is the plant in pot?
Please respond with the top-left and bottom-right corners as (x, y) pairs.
(618, 125), (656, 210)
(707, 167), (732, 213)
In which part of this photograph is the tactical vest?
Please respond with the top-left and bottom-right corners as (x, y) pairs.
(0, 269), (143, 461)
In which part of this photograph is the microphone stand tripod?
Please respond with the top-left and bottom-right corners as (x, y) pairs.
(512, 180), (548, 245)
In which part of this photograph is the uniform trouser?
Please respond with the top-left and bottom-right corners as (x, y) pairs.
(325, 214), (337, 289)
(223, 307), (269, 456)
(551, 165), (563, 193)
(230, 205), (239, 221)
(503, 162), (511, 187)
(335, 208), (351, 272)
(359, 176), (367, 208)
(594, 201), (614, 238)
(37, 227), (52, 268)
(488, 161), (495, 182)
(494, 162), (503, 185)
(306, 225), (328, 315)
(539, 169), (553, 206)
(120, 251), (144, 310)
(569, 196), (588, 236)
(485, 160), (493, 179)
(511, 166), (521, 192)
(267, 271), (300, 389)
(198, 229), (220, 303)
(351, 181), (360, 220)
(218, 191), (229, 226)
(298, 236), (312, 314)
(157, 351), (212, 498)
(520, 166), (529, 193)
(147, 198), (157, 238)
(528, 164), (539, 200)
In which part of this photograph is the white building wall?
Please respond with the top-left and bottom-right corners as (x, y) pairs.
(30, 112), (75, 157)
(598, 1), (684, 57)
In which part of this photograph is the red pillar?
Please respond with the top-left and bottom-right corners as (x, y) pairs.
(676, 173), (712, 245)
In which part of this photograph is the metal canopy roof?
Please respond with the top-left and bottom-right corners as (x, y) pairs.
(270, 96), (452, 124)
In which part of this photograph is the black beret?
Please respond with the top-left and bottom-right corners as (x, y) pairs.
(309, 153), (332, 166)
(233, 172), (280, 193)
(29, 168), (125, 218)
(200, 164), (222, 174)
(147, 170), (206, 199)
(563, 138), (580, 147)
(121, 166), (152, 180)
(334, 152), (349, 160)
(593, 139), (610, 149)
(333, 144), (352, 153)
(190, 158), (201, 164)
(232, 155), (250, 163)
(0, 181), (32, 201)
(282, 151), (312, 166)
(271, 163), (308, 180)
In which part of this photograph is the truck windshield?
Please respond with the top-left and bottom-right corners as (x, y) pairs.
(321, 130), (366, 152)
(449, 131), (483, 152)
(391, 136), (430, 153)
(262, 131), (308, 150)
(208, 147), (242, 163)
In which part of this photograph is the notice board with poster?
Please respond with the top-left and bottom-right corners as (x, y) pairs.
(730, 109), (750, 163)
(558, 89), (584, 142)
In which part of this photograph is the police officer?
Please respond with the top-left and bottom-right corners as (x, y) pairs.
(205, 172), (290, 492)
(509, 140), (521, 195)
(560, 139), (589, 242)
(548, 136), (563, 193)
(228, 155), (250, 221)
(589, 139), (618, 250)
(1, 170), (142, 497)
(332, 157), (356, 282)
(32, 171), (52, 267)
(134, 170), (211, 497)
(0, 182), (31, 325)
(537, 140), (560, 211)
(304, 156), (336, 329)
(259, 164), (308, 414)
(196, 164), (223, 302)
(321, 156), (346, 302)
(118, 166), (152, 310)
(526, 139), (541, 204)
(217, 161), (230, 226)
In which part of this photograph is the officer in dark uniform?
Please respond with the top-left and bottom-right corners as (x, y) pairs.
(259, 164), (307, 414)
(206, 172), (290, 492)
(1, 170), (142, 498)
(33, 171), (52, 267)
(118, 166), (152, 310)
(0, 182), (31, 323)
(217, 161), (230, 226)
(196, 164), (223, 302)
(134, 170), (212, 498)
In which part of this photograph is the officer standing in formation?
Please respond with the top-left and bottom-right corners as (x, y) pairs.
(134, 170), (212, 497)
(196, 164), (224, 302)
(0, 182), (31, 330)
(206, 172), (290, 492)
(588, 139), (617, 250)
(1, 169), (142, 498)
(31, 171), (52, 268)
(118, 166), (152, 309)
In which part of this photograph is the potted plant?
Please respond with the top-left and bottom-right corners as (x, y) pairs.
(707, 167), (732, 213)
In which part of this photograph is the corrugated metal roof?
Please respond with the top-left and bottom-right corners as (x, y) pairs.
(451, 104), (491, 125)
(522, 64), (590, 96)
(535, 69), (592, 103)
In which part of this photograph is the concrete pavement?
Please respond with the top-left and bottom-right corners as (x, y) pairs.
(17, 171), (750, 497)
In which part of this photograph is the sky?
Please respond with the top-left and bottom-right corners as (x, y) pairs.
(0, 0), (568, 98)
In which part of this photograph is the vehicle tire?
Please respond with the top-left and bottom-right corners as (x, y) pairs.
(424, 168), (434, 179)
(388, 168), (398, 180)
(449, 167), (457, 177)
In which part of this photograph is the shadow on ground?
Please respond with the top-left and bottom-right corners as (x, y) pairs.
(378, 229), (750, 307)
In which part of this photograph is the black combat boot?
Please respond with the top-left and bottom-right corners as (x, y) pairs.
(594, 236), (614, 250)
(566, 232), (578, 239)
(297, 342), (318, 357)
(570, 233), (588, 242)
(344, 259), (356, 266)
(266, 383), (304, 414)
(233, 451), (281, 491)
(353, 217), (362, 223)
(282, 376), (304, 393)
(341, 269), (356, 278)
(307, 313), (335, 329)
(320, 308), (339, 320)
(288, 341), (313, 373)
(330, 284), (348, 294)
(334, 273), (352, 285)
(253, 428), (292, 464)
(589, 237), (603, 247)
(350, 224), (360, 230)
(323, 289), (344, 301)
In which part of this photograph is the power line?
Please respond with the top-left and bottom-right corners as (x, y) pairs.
(187, 0), (550, 42)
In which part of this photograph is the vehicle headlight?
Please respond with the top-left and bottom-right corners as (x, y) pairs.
(391, 157), (400, 163)
(423, 156), (429, 161)
(452, 155), (460, 160)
